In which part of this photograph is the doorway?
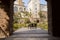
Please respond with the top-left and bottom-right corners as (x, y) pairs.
(13, 0), (48, 32)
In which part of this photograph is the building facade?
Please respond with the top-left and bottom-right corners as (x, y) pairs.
(14, 0), (26, 24)
(14, 0), (25, 13)
(27, 0), (41, 22)
(40, 4), (48, 22)
(40, 4), (47, 11)
(27, 0), (40, 19)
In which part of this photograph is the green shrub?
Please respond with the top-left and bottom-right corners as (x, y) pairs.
(13, 23), (19, 30)
(13, 23), (29, 31)
(37, 22), (48, 30)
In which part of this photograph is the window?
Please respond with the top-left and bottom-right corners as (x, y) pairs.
(35, 8), (37, 10)
(35, 4), (37, 10)
(24, 8), (25, 11)
(29, 8), (31, 12)
(34, 10), (37, 13)
(14, 6), (18, 13)
(19, 8), (23, 12)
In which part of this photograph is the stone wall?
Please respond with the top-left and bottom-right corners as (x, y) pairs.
(47, 0), (52, 35)
(0, 8), (9, 38)
(0, 0), (14, 38)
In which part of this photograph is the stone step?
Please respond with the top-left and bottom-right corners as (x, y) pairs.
(6, 38), (48, 40)
(9, 34), (49, 38)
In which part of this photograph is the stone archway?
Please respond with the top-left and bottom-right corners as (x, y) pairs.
(0, 0), (60, 38)
(46, 0), (52, 35)
(0, 0), (15, 38)
(0, 0), (52, 38)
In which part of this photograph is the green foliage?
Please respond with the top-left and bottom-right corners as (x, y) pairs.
(13, 23), (29, 31)
(37, 22), (48, 30)
(25, 18), (31, 24)
(13, 23), (20, 31)
(38, 11), (46, 18)
(13, 11), (48, 31)
(24, 11), (32, 17)
(38, 11), (42, 18)
(13, 12), (21, 23)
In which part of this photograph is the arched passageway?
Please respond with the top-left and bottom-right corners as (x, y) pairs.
(0, 0), (60, 39)
(13, 0), (48, 31)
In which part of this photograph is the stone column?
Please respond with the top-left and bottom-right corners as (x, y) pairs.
(3, 0), (13, 36)
(9, 0), (14, 35)
(46, 0), (60, 37)
(0, 0), (15, 38)
(46, 0), (52, 35)
(0, 0), (10, 38)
